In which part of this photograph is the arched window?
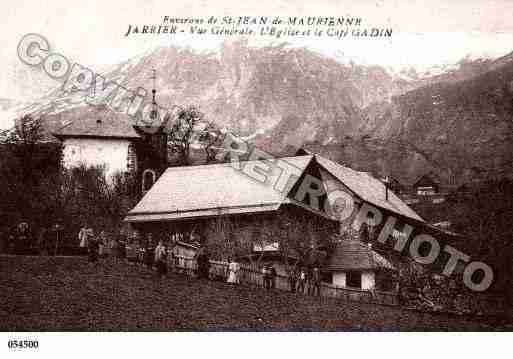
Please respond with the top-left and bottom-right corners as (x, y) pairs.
(142, 169), (157, 192)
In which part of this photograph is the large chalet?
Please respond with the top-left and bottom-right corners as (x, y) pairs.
(125, 151), (424, 291)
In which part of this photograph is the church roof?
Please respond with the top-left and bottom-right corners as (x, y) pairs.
(51, 105), (141, 140)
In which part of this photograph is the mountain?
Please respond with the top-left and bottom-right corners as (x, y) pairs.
(10, 42), (513, 186)
(352, 57), (513, 185)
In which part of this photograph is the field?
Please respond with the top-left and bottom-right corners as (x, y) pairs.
(0, 255), (506, 331)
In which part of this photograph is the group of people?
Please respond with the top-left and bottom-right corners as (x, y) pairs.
(116, 231), (172, 277)
(78, 224), (125, 263)
(262, 264), (277, 290)
(0, 222), (66, 255)
(288, 266), (322, 296)
(2, 221), (325, 297)
(122, 231), (212, 279)
(1, 222), (33, 255)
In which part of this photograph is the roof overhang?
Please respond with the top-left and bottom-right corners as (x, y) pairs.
(125, 203), (283, 223)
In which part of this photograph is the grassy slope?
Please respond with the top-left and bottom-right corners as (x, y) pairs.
(0, 255), (501, 331)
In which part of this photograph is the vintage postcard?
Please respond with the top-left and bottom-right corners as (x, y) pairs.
(0, 0), (512, 356)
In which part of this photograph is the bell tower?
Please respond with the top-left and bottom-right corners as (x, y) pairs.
(134, 68), (169, 194)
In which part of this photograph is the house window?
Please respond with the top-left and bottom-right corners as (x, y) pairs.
(346, 272), (362, 289)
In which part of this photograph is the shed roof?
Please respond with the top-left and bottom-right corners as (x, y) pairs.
(125, 155), (314, 222)
(314, 156), (424, 222)
(325, 240), (395, 271)
(51, 105), (141, 140)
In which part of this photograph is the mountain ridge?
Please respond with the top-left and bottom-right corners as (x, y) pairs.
(6, 42), (513, 186)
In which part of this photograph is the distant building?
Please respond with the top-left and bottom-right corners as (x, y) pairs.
(413, 173), (440, 195)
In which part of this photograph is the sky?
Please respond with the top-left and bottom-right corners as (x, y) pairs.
(0, 0), (513, 128)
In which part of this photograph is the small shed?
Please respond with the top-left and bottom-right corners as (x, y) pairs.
(324, 240), (396, 291)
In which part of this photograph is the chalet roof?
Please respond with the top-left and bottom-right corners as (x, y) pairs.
(51, 105), (141, 140)
(314, 156), (424, 222)
(324, 240), (395, 271)
(126, 152), (423, 224)
(125, 155), (314, 222)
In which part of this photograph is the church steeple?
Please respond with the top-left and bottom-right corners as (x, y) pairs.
(149, 68), (158, 121)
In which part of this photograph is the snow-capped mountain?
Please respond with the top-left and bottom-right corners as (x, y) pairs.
(5, 41), (513, 185)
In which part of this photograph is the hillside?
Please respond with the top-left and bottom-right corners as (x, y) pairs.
(0, 255), (504, 331)
(357, 60), (513, 184)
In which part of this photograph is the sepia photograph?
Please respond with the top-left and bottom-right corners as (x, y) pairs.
(0, 0), (512, 356)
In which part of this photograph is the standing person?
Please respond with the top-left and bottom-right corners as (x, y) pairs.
(262, 264), (271, 290)
(117, 233), (127, 259)
(297, 268), (306, 294)
(269, 264), (277, 290)
(312, 267), (321, 296)
(52, 222), (64, 256)
(144, 233), (155, 270)
(87, 230), (99, 263)
(78, 223), (90, 255)
(126, 234), (140, 264)
(167, 240), (176, 273)
(14, 222), (31, 255)
(195, 246), (210, 279)
(288, 266), (298, 293)
(306, 268), (313, 295)
(137, 238), (145, 268)
(109, 235), (120, 261)
(227, 258), (240, 284)
(98, 231), (109, 258)
(154, 240), (168, 277)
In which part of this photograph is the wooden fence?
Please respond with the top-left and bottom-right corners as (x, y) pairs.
(170, 255), (399, 306)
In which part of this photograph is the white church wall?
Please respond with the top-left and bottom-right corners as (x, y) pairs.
(62, 138), (131, 177)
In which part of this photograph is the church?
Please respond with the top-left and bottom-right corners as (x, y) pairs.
(52, 71), (168, 191)
(52, 104), (168, 191)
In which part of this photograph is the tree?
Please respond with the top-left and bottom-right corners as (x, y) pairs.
(0, 114), (62, 227)
(1, 115), (48, 184)
(198, 121), (224, 163)
(167, 106), (204, 165)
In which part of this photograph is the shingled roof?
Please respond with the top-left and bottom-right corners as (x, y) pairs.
(314, 155), (424, 222)
(52, 105), (141, 140)
(325, 240), (395, 271)
(125, 155), (314, 222)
